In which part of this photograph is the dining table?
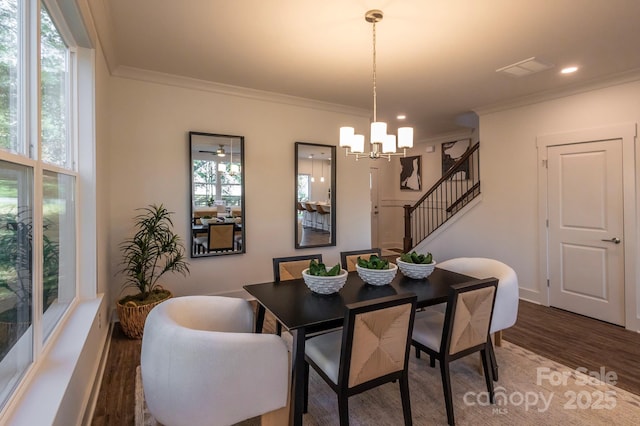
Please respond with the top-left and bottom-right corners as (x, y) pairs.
(244, 267), (496, 426)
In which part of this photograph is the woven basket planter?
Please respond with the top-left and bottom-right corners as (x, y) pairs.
(117, 290), (172, 339)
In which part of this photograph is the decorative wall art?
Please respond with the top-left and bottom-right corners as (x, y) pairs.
(400, 155), (422, 190)
(442, 139), (471, 180)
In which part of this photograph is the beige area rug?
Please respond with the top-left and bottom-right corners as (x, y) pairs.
(136, 341), (640, 425)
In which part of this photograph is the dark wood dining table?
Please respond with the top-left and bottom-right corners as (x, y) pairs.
(244, 267), (487, 426)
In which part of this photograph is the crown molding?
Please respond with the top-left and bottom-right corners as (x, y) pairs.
(474, 68), (640, 116)
(112, 65), (371, 118)
(417, 129), (474, 145)
(85, 0), (120, 74)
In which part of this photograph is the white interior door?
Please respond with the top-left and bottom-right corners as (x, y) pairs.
(370, 167), (379, 248)
(547, 139), (625, 325)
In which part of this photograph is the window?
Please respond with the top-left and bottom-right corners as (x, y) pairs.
(0, 0), (78, 410)
(193, 159), (242, 207)
(298, 174), (310, 202)
(0, 0), (21, 155)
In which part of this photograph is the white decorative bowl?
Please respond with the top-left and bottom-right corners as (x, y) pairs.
(356, 263), (398, 286)
(396, 258), (436, 279)
(302, 268), (348, 295)
(200, 217), (214, 226)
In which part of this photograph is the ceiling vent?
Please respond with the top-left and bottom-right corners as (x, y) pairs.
(496, 57), (554, 77)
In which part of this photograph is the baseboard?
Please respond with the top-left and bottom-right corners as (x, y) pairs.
(81, 315), (115, 425)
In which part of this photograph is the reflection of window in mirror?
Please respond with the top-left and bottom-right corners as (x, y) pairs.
(190, 132), (245, 257)
(295, 142), (336, 249)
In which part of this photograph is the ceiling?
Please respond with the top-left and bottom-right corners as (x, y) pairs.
(91, 0), (640, 140)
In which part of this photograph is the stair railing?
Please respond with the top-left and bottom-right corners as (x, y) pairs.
(403, 142), (480, 252)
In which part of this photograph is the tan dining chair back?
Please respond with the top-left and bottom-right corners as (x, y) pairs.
(340, 248), (382, 272)
(207, 223), (235, 252)
(271, 254), (324, 335)
(304, 293), (417, 425)
(448, 283), (495, 355)
(272, 254), (324, 282)
(411, 278), (498, 425)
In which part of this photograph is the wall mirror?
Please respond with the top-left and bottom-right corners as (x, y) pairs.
(189, 132), (245, 257)
(295, 142), (336, 248)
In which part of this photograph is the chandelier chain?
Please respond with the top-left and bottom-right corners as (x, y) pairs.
(372, 19), (377, 123)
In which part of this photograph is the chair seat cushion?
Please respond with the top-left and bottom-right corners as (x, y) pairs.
(412, 309), (445, 351)
(305, 330), (343, 385)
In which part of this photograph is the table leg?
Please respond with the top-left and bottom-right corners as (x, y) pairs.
(289, 328), (306, 426)
(255, 304), (266, 333)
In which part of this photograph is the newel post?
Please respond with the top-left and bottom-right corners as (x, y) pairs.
(403, 204), (413, 253)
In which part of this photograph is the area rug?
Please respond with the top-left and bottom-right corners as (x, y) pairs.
(136, 341), (640, 425)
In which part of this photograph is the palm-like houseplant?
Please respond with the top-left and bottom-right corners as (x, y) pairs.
(117, 204), (189, 338)
(0, 209), (60, 357)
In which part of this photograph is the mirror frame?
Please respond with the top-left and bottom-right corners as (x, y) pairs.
(295, 142), (336, 249)
(189, 131), (245, 258)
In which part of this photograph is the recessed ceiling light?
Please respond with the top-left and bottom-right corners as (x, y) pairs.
(561, 66), (578, 74)
(397, 114), (406, 120)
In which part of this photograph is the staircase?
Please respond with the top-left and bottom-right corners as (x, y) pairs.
(403, 142), (480, 252)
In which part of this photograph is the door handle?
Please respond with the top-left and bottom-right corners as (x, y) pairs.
(601, 237), (621, 244)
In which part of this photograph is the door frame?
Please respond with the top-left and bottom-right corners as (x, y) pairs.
(536, 123), (638, 330)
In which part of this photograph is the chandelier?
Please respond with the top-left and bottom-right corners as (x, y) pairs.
(340, 10), (413, 161)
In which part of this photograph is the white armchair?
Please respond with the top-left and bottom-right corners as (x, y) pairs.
(141, 296), (289, 426)
(437, 257), (519, 343)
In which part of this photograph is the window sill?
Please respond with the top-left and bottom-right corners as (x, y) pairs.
(1, 295), (105, 425)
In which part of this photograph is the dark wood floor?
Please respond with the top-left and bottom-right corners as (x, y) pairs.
(91, 300), (640, 425)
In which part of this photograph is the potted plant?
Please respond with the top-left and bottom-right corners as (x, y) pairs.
(117, 204), (189, 338)
(301, 259), (347, 294)
(355, 254), (398, 286)
(396, 251), (436, 279)
(0, 209), (60, 357)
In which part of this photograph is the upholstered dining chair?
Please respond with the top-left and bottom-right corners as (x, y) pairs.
(304, 293), (417, 426)
(141, 296), (289, 426)
(435, 257), (518, 380)
(272, 254), (323, 334)
(412, 279), (498, 426)
(340, 248), (382, 272)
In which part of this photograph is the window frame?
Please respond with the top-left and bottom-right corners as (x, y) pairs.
(0, 0), (92, 415)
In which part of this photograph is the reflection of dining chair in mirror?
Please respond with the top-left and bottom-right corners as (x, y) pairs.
(340, 248), (382, 272)
(315, 204), (330, 232)
(203, 223), (235, 252)
(272, 254), (323, 335)
(231, 207), (242, 218)
(216, 204), (227, 218)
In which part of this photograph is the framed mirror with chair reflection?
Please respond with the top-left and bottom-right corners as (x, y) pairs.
(189, 132), (245, 257)
(295, 142), (336, 248)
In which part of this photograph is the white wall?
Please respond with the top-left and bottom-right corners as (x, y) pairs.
(421, 79), (640, 331)
(108, 71), (372, 300)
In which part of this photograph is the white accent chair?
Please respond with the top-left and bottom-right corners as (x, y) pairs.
(436, 257), (519, 343)
(141, 296), (289, 426)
